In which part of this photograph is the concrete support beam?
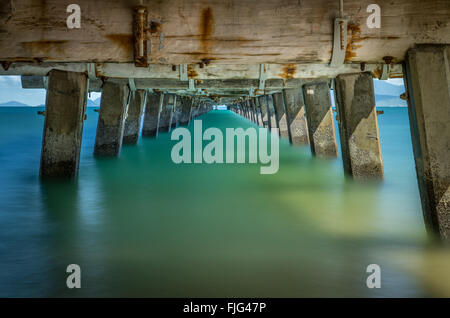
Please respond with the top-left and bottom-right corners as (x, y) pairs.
(266, 95), (278, 130)
(142, 92), (163, 137)
(190, 102), (199, 120)
(94, 82), (130, 156)
(40, 70), (88, 178)
(123, 89), (147, 144)
(403, 44), (450, 240)
(272, 93), (289, 138)
(283, 88), (309, 145)
(303, 82), (338, 157)
(335, 72), (383, 179)
(254, 98), (264, 126)
(180, 97), (193, 126)
(158, 94), (172, 133)
(169, 95), (180, 129)
(258, 96), (269, 128)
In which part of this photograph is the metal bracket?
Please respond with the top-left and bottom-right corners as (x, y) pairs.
(380, 64), (389, 80)
(330, 18), (348, 67)
(128, 78), (136, 92)
(179, 64), (188, 81)
(188, 79), (195, 90)
(133, 6), (149, 67)
(87, 63), (96, 80)
(259, 64), (268, 90)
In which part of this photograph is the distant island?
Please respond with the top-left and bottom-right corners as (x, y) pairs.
(0, 97), (101, 107)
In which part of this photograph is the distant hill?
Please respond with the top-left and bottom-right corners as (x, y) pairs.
(0, 98), (100, 107)
(375, 94), (407, 107)
(0, 101), (29, 107)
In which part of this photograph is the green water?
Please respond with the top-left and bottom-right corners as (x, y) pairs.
(0, 107), (449, 297)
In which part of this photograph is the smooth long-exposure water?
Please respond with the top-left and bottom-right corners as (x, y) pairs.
(0, 107), (449, 297)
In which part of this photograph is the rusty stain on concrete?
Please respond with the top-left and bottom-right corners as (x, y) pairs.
(345, 23), (362, 61)
(187, 65), (198, 78)
(280, 64), (297, 79)
(199, 7), (214, 60)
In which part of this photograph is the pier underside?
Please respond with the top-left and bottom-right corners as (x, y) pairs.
(0, 0), (449, 239)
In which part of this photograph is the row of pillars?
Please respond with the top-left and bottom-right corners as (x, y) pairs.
(231, 45), (450, 240)
(40, 74), (211, 178)
(231, 72), (383, 179)
(35, 44), (449, 240)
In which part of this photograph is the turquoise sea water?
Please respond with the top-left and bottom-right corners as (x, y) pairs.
(0, 107), (449, 297)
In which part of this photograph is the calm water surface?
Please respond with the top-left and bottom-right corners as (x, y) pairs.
(0, 107), (449, 297)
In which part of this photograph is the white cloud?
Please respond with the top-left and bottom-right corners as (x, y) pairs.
(386, 78), (404, 86)
(88, 92), (101, 100)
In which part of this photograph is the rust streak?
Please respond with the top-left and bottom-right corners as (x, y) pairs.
(187, 65), (198, 78)
(345, 23), (362, 62)
(199, 7), (214, 61)
(280, 64), (297, 79)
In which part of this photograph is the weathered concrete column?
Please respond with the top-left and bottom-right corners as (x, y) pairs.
(94, 81), (129, 157)
(403, 44), (450, 239)
(254, 98), (264, 126)
(272, 93), (289, 138)
(142, 92), (163, 137)
(123, 89), (147, 144)
(190, 102), (199, 120)
(258, 96), (269, 128)
(169, 94), (180, 131)
(334, 72), (383, 179)
(180, 97), (193, 126)
(251, 99), (258, 124)
(283, 88), (309, 145)
(245, 100), (253, 122)
(303, 82), (338, 157)
(267, 95), (278, 130)
(158, 94), (172, 133)
(40, 69), (88, 178)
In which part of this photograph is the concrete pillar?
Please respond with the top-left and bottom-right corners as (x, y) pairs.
(303, 82), (338, 157)
(40, 69), (88, 178)
(190, 102), (199, 120)
(254, 98), (264, 126)
(283, 88), (309, 145)
(403, 44), (450, 239)
(272, 93), (289, 138)
(245, 100), (253, 122)
(180, 97), (193, 126)
(334, 72), (383, 179)
(123, 89), (147, 144)
(94, 82), (129, 157)
(167, 95), (178, 131)
(142, 92), (163, 137)
(158, 94), (172, 133)
(258, 96), (269, 128)
(267, 95), (278, 130)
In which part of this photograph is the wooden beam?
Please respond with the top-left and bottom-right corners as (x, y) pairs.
(0, 0), (448, 65)
(1, 62), (403, 79)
